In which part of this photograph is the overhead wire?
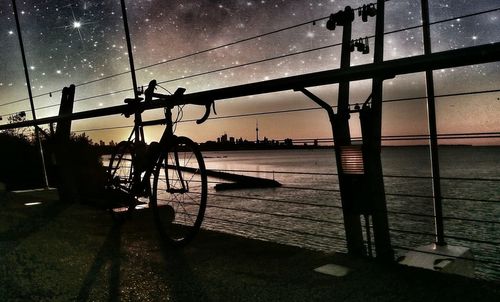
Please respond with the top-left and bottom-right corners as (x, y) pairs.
(1, 4), (499, 114)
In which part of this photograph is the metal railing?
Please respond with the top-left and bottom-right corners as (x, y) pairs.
(194, 162), (499, 281)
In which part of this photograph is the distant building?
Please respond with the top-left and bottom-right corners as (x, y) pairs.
(221, 134), (228, 143)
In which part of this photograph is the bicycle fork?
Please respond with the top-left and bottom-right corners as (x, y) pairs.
(166, 145), (189, 194)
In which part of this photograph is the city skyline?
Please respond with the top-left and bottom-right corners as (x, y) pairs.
(0, 0), (499, 145)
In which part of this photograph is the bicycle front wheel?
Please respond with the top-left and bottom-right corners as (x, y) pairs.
(151, 136), (207, 246)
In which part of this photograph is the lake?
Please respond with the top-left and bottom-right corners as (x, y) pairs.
(198, 146), (499, 281)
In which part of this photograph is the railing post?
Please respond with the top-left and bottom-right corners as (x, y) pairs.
(334, 6), (365, 257)
(421, 0), (446, 246)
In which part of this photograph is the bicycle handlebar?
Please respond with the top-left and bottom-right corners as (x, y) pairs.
(142, 79), (215, 124)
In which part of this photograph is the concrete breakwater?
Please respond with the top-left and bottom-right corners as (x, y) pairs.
(170, 165), (281, 191)
(207, 169), (281, 191)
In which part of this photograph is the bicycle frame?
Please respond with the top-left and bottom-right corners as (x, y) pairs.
(121, 82), (210, 197)
(124, 102), (179, 197)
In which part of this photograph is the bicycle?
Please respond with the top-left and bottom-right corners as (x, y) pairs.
(106, 79), (214, 246)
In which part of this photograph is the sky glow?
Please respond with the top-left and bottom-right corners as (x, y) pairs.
(0, 0), (499, 145)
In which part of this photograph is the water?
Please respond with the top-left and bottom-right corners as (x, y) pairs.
(198, 147), (499, 281)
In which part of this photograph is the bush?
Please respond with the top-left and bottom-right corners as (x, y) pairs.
(43, 133), (107, 202)
(0, 131), (106, 199)
(0, 133), (45, 190)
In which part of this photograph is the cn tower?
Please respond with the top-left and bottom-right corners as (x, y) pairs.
(256, 120), (259, 144)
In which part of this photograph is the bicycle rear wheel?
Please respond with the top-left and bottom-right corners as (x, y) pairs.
(108, 141), (135, 192)
(107, 141), (143, 220)
(151, 136), (207, 246)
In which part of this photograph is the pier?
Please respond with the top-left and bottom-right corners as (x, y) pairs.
(0, 0), (499, 297)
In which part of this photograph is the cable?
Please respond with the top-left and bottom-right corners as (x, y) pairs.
(2, 42), (342, 116)
(203, 215), (346, 241)
(206, 203), (344, 226)
(205, 192), (343, 210)
(0, 13), (334, 108)
(155, 42), (342, 86)
(2, 5), (499, 110)
(0, 1), (395, 109)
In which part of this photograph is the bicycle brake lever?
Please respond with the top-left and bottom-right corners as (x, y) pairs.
(196, 101), (214, 124)
(212, 101), (217, 115)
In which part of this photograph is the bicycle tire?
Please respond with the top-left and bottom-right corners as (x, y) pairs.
(107, 141), (135, 192)
(151, 136), (207, 246)
(107, 141), (144, 220)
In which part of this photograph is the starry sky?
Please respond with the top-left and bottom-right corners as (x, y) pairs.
(0, 0), (499, 145)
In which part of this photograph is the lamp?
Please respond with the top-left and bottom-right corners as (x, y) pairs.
(326, 13), (336, 31)
(356, 39), (365, 52)
(361, 4), (368, 22)
(367, 4), (377, 17)
(340, 145), (365, 175)
(326, 6), (355, 30)
(362, 37), (370, 54)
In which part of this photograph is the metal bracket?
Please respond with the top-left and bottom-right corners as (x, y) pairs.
(294, 88), (335, 123)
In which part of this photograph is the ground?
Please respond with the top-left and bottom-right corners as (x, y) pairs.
(0, 190), (498, 301)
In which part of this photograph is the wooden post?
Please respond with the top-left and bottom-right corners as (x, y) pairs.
(54, 85), (78, 202)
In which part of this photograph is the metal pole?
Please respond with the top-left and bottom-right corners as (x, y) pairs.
(119, 0), (144, 142)
(421, 0), (446, 246)
(11, 0), (49, 188)
(360, 0), (394, 261)
(120, 0), (139, 99)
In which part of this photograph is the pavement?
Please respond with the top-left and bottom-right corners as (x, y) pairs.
(0, 189), (499, 301)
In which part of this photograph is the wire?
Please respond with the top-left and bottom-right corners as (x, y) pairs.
(205, 192), (343, 210)
(203, 215), (346, 241)
(0, 13), (333, 108)
(2, 41), (342, 116)
(0, 1), (396, 109)
(206, 203), (344, 226)
(156, 84), (173, 95)
(2, 5), (499, 110)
